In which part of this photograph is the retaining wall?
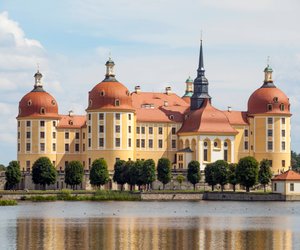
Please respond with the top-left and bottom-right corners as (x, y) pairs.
(141, 192), (203, 200)
(202, 192), (285, 201)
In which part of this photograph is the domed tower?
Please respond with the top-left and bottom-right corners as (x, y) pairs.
(182, 76), (194, 104)
(17, 70), (60, 171)
(247, 64), (291, 174)
(86, 58), (135, 171)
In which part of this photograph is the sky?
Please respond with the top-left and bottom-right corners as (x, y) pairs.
(0, 0), (300, 165)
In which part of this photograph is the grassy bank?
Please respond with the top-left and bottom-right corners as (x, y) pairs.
(0, 200), (17, 206)
(22, 190), (140, 202)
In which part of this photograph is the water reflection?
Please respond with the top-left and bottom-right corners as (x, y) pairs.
(15, 217), (293, 250)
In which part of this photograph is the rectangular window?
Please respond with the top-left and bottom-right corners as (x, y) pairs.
(204, 149), (208, 162)
(65, 161), (69, 168)
(40, 143), (45, 152)
(52, 143), (56, 151)
(282, 160), (286, 167)
(158, 139), (163, 148)
(274, 183), (277, 191)
(26, 143), (31, 151)
(75, 143), (80, 152)
(26, 131), (31, 139)
(128, 126), (131, 133)
(26, 121), (31, 127)
(83, 133), (85, 139)
(115, 113), (120, 120)
(269, 160), (273, 167)
(40, 131), (45, 139)
(65, 132), (69, 139)
(128, 114), (132, 120)
(65, 144), (69, 152)
(268, 141), (273, 151)
(172, 127), (176, 135)
(18, 132), (20, 139)
(244, 141), (249, 150)
(141, 127), (145, 134)
(75, 132), (80, 139)
(136, 139), (140, 148)
(83, 143), (85, 151)
(281, 118), (286, 125)
(26, 160), (30, 170)
(268, 129), (273, 137)
(172, 139), (176, 149)
(88, 158), (91, 167)
(99, 138), (104, 147)
(290, 183), (294, 191)
(88, 114), (91, 120)
(128, 138), (132, 147)
(158, 127), (163, 135)
(115, 125), (120, 133)
(282, 141), (286, 151)
(141, 139), (145, 148)
(53, 121), (56, 127)
(224, 149), (228, 162)
(40, 120), (45, 127)
(244, 129), (249, 137)
(115, 138), (121, 147)
(282, 130), (286, 137)
(149, 139), (153, 148)
(88, 138), (91, 147)
(52, 131), (56, 139)
(99, 125), (104, 133)
(149, 127), (153, 135)
(267, 117), (273, 125)
(18, 121), (20, 127)
(99, 113), (104, 120)
(136, 127), (140, 134)
(18, 143), (20, 152)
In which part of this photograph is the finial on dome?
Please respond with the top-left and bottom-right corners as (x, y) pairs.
(34, 67), (43, 88)
(104, 56), (117, 82)
(263, 57), (274, 86)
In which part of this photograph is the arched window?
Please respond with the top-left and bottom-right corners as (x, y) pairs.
(267, 104), (273, 111)
(51, 100), (56, 105)
(273, 97), (278, 103)
(280, 104), (285, 111)
(40, 107), (46, 114)
(68, 120), (73, 125)
(100, 91), (105, 96)
(27, 100), (32, 106)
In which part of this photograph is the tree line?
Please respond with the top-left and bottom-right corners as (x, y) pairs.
(4, 156), (272, 192)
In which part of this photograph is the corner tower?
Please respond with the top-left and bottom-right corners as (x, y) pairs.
(191, 40), (211, 110)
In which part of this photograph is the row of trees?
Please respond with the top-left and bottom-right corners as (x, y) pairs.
(205, 157), (272, 192)
(4, 156), (272, 192)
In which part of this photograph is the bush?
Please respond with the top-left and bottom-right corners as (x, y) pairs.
(0, 200), (17, 206)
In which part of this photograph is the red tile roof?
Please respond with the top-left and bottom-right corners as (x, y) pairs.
(178, 99), (237, 135)
(57, 115), (86, 129)
(223, 111), (249, 125)
(272, 170), (300, 181)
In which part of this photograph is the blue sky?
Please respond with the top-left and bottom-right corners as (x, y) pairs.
(0, 0), (300, 165)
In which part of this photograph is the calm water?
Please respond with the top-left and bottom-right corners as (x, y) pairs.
(1, 201), (300, 250)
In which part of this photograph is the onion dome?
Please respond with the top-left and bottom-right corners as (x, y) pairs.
(18, 70), (59, 118)
(248, 65), (290, 115)
(178, 99), (237, 134)
(182, 76), (194, 104)
(87, 58), (133, 111)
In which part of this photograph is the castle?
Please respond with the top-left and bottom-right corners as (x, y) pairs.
(16, 41), (291, 187)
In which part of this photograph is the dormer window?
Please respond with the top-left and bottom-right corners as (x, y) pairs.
(100, 91), (105, 96)
(273, 97), (278, 103)
(169, 115), (174, 120)
(27, 100), (32, 106)
(40, 107), (46, 114)
(115, 99), (120, 106)
(69, 120), (73, 125)
(280, 104), (285, 111)
(267, 104), (273, 111)
(89, 99), (92, 106)
(51, 100), (56, 106)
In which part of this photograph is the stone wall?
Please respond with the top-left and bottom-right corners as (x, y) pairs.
(202, 192), (285, 201)
(141, 192), (203, 200)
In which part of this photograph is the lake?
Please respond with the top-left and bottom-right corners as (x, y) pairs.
(0, 201), (300, 249)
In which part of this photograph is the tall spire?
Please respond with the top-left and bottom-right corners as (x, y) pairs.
(190, 39), (211, 110)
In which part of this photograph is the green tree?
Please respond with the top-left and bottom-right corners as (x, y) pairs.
(64, 161), (84, 190)
(126, 160), (138, 191)
(157, 158), (171, 189)
(176, 175), (185, 190)
(258, 159), (273, 192)
(228, 163), (238, 192)
(0, 164), (6, 171)
(214, 160), (229, 192)
(142, 159), (156, 190)
(291, 151), (300, 171)
(113, 160), (127, 191)
(32, 157), (57, 190)
(5, 161), (21, 190)
(135, 160), (145, 190)
(204, 164), (218, 191)
(89, 159), (109, 189)
(187, 161), (201, 190)
(236, 156), (259, 192)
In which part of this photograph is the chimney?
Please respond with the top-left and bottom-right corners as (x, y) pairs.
(68, 110), (74, 117)
(227, 106), (232, 112)
(135, 86), (141, 94)
(165, 86), (172, 95)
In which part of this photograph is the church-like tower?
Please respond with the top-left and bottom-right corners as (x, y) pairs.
(190, 40), (211, 110)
